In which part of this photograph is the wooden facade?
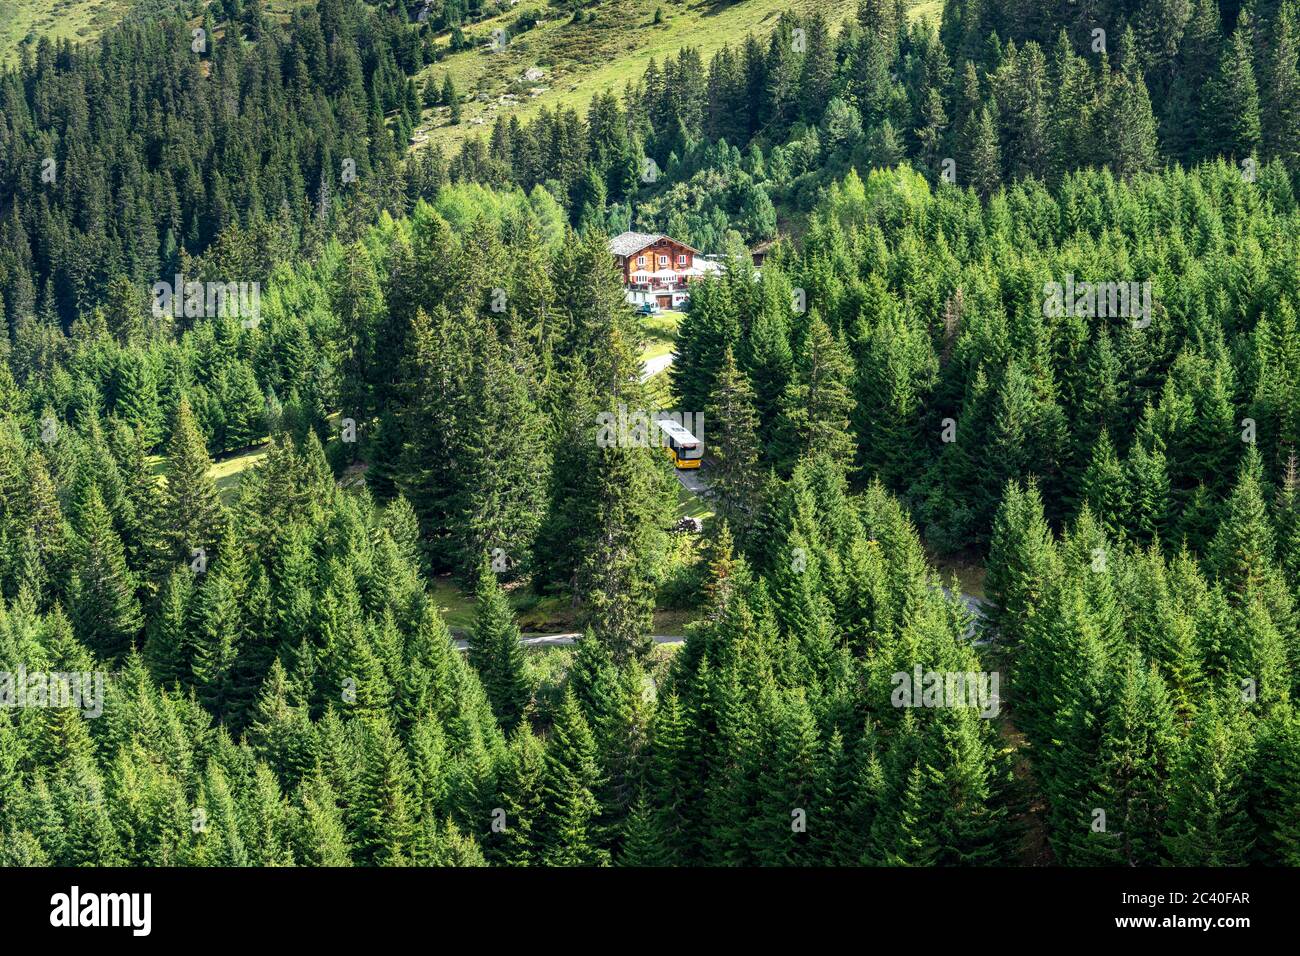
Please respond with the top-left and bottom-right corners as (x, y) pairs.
(615, 236), (696, 284)
(609, 232), (720, 308)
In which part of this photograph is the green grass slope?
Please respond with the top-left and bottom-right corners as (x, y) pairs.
(414, 0), (864, 154)
(0, 0), (132, 64)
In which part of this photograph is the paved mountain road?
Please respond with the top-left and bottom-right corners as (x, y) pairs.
(454, 594), (990, 652)
(641, 351), (675, 382)
(454, 632), (685, 651)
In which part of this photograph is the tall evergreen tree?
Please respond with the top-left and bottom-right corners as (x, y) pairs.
(467, 560), (530, 731)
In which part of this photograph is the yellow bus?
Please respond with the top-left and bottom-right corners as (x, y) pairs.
(655, 418), (703, 469)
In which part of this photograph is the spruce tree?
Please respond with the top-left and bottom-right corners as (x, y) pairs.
(1079, 429), (1131, 540)
(704, 346), (763, 540)
(157, 395), (226, 572)
(69, 484), (143, 661)
(985, 479), (1059, 645)
(1203, 22), (1262, 160)
(1164, 697), (1255, 865)
(538, 688), (608, 866)
(774, 312), (856, 472)
(490, 722), (548, 866)
(467, 560), (530, 731)
(967, 106), (1002, 198)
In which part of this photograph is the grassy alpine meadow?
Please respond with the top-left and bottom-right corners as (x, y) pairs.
(0, 0), (131, 63)
(412, 0), (863, 151)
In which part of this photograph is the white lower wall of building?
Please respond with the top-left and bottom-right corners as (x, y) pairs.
(625, 288), (691, 308)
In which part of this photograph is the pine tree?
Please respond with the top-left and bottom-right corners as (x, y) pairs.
(646, 690), (691, 863)
(190, 563), (247, 721)
(69, 485), (143, 661)
(1127, 433), (1172, 546)
(223, 362), (266, 449)
(967, 106), (1002, 198)
(1079, 429), (1130, 540)
(799, 10), (837, 125)
(870, 760), (940, 866)
(354, 716), (417, 866)
(1208, 446), (1293, 632)
(447, 316), (549, 576)
(467, 560), (530, 731)
(292, 772), (353, 866)
(743, 282), (794, 434)
(423, 75), (441, 109)
(415, 815), (487, 866)
(143, 566), (193, 688)
(774, 312), (856, 472)
(1094, 653), (1178, 864)
(985, 479), (1060, 646)
(1277, 453), (1300, 598)
(1203, 21), (1262, 160)
(444, 75), (462, 124)
(114, 351), (163, 449)
(754, 689), (820, 866)
(618, 794), (670, 866)
(704, 347), (763, 540)
(490, 722), (547, 866)
(1164, 697), (1255, 865)
(853, 310), (937, 490)
(538, 688), (608, 866)
(157, 395), (225, 572)
(1263, 4), (1300, 172)
(1106, 73), (1160, 178)
(1254, 707), (1300, 864)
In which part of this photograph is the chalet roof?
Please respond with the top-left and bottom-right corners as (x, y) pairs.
(609, 231), (663, 256)
(608, 231), (700, 257)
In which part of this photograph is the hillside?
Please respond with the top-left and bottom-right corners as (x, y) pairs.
(0, 0), (334, 64)
(6, 0), (1300, 891)
(413, 0), (879, 153)
(0, 0), (130, 63)
(1, 0), (941, 140)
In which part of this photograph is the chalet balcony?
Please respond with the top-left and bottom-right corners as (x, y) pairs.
(627, 278), (690, 292)
(627, 269), (698, 291)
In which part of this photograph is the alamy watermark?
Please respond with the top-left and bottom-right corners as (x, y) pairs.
(595, 405), (704, 456)
(1042, 274), (1152, 328)
(891, 665), (1000, 718)
(151, 274), (261, 327)
(50, 886), (151, 936)
(0, 668), (104, 718)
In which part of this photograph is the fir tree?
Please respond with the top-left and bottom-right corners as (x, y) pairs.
(69, 485), (143, 661)
(704, 347), (763, 540)
(1203, 21), (1262, 160)
(774, 313), (856, 473)
(538, 688), (608, 866)
(467, 559), (530, 731)
(157, 395), (226, 572)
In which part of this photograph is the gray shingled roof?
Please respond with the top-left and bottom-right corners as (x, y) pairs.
(608, 231), (664, 257)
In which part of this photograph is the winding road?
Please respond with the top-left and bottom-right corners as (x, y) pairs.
(455, 593), (988, 653)
(454, 633), (685, 651)
(641, 352), (675, 381)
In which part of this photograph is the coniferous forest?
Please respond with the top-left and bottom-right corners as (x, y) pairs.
(0, 0), (1298, 885)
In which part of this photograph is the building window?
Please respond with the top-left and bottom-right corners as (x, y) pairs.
(677, 254), (687, 266)
(659, 255), (668, 266)
(637, 255), (645, 266)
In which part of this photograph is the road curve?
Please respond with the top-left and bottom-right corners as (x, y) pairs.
(454, 633), (684, 651)
(454, 592), (992, 653)
(641, 352), (675, 382)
